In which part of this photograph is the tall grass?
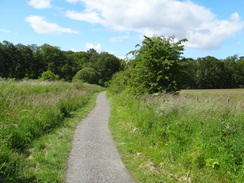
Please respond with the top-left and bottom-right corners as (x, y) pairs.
(108, 89), (244, 182)
(0, 80), (102, 182)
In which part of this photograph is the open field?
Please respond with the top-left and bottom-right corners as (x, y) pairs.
(108, 89), (244, 183)
(181, 89), (244, 101)
(0, 80), (102, 182)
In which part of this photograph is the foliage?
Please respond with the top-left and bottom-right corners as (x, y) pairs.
(94, 52), (121, 85)
(0, 80), (102, 182)
(39, 70), (59, 81)
(73, 67), (100, 84)
(196, 56), (225, 89)
(178, 58), (199, 89)
(107, 71), (130, 94)
(1, 39), (244, 89)
(234, 59), (244, 87)
(128, 36), (187, 94)
(108, 90), (244, 182)
(0, 41), (122, 84)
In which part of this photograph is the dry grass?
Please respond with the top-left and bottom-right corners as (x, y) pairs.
(181, 89), (244, 102)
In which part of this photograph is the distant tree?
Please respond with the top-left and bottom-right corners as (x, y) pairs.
(179, 58), (199, 89)
(223, 55), (238, 88)
(0, 42), (7, 78)
(28, 44), (45, 79)
(128, 35), (187, 94)
(73, 67), (100, 84)
(234, 58), (244, 87)
(0, 41), (19, 78)
(39, 44), (66, 78)
(15, 44), (34, 79)
(196, 56), (225, 89)
(72, 51), (90, 71)
(95, 52), (121, 85)
(87, 49), (99, 66)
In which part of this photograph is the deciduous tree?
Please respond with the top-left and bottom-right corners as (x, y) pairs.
(128, 35), (187, 94)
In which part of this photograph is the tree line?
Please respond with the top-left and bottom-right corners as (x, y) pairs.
(108, 36), (244, 94)
(1, 38), (244, 91)
(0, 40), (122, 85)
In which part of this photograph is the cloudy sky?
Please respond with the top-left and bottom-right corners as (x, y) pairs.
(1, 0), (244, 59)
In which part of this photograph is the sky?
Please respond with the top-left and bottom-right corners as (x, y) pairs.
(0, 0), (244, 59)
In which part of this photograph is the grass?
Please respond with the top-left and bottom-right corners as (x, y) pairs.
(0, 80), (102, 182)
(181, 89), (244, 102)
(108, 89), (244, 183)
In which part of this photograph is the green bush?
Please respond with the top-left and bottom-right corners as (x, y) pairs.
(39, 71), (59, 81)
(73, 67), (99, 84)
(107, 71), (130, 94)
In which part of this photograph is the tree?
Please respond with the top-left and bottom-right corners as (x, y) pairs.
(39, 44), (66, 78)
(0, 41), (19, 78)
(234, 58), (244, 87)
(223, 55), (238, 88)
(179, 58), (199, 89)
(72, 67), (100, 84)
(28, 44), (45, 79)
(95, 52), (121, 85)
(15, 44), (34, 79)
(128, 35), (187, 94)
(196, 56), (225, 89)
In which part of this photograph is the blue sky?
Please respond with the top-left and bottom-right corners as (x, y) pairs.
(0, 0), (244, 59)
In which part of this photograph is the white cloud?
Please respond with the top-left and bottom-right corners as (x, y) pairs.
(85, 42), (102, 51)
(66, 0), (81, 3)
(65, 10), (107, 25)
(28, 0), (51, 9)
(25, 15), (79, 35)
(110, 35), (130, 43)
(65, 0), (244, 50)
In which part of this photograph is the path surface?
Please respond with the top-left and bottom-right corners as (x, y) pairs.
(66, 92), (135, 183)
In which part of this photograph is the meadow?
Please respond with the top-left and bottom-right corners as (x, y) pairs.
(108, 89), (244, 183)
(0, 80), (102, 182)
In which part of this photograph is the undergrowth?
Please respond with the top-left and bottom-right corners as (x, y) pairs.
(0, 80), (102, 182)
(108, 90), (244, 183)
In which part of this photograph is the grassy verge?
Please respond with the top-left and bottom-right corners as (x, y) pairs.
(0, 80), (102, 182)
(108, 90), (244, 183)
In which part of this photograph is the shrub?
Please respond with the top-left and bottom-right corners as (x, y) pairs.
(72, 67), (99, 84)
(107, 71), (130, 94)
(39, 71), (59, 81)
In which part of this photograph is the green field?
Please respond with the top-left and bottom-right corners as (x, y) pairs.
(0, 80), (102, 182)
(108, 89), (244, 183)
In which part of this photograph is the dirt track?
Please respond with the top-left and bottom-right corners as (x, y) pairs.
(66, 92), (135, 183)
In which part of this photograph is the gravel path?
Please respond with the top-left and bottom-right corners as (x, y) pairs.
(66, 92), (135, 183)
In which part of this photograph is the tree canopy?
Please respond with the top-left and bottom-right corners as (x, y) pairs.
(0, 38), (243, 90)
(128, 35), (187, 94)
(0, 41), (122, 85)
(108, 36), (244, 94)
